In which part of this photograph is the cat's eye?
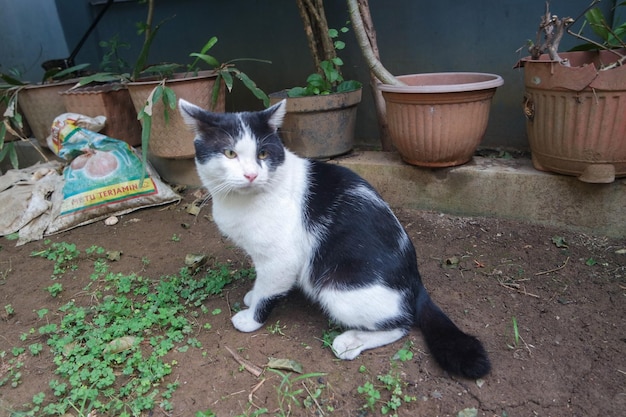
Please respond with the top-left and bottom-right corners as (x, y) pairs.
(258, 150), (269, 160)
(224, 149), (237, 159)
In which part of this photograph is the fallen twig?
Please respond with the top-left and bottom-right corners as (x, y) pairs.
(225, 345), (263, 377)
(302, 380), (325, 416)
(498, 280), (541, 299)
(248, 378), (267, 407)
(535, 257), (569, 276)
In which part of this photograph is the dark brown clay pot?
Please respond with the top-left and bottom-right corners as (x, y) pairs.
(60, 83), (142, 147)
(521, 49), (626, 183)
(378, 73), (503, 167)
(269, 88), (362, 159)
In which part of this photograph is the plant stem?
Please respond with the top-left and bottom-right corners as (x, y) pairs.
(347, 0), (403, 86)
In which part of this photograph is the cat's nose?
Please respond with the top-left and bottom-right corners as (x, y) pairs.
(244, 172), (258, 182)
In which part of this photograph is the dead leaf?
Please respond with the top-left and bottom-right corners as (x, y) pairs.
(266, 357), (303, 373)
(104, 336), (138, 354)
(186, 204), (201, 216)
(185, 253), (207, 268)
(106, 251), (122, 261)
(443, 256), (459, 268)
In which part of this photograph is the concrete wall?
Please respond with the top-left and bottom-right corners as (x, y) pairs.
(0, 0), (69, 83)
(1, 0), (615, 151)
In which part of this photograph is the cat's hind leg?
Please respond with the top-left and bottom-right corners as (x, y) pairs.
(332, 328), (407, 360)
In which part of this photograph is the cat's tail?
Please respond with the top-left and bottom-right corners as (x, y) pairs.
(414, 286), (491, 379)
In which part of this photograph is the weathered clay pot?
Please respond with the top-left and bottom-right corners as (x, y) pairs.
(269, 88), (362, 159)
(18, 79), (77, 147)
(521, 49), (626, 183)
(378, 73), (503, 167)
(127, 70), (225, 159)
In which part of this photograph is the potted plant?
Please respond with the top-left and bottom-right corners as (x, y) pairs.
(518, 0), (626, 183)
(269, 0), (362, 159)
(59, 35), (142, 148)
(1, 67), (80, 169)
(347, 0), (503, 167)
(0, 64), (90, 150)
(119, 0), (269, 183)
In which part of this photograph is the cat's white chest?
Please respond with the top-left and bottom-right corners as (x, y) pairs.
(212, 193), (297, 247)
(210, 153), (311, 263)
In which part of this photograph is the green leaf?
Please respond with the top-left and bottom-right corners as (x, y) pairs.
(210, 74), (223, 109)
(585, 7), (610, 42)
(328, 28), (339, 38)
(287, 86), (307, 97)
(0, 72), (26, 86)
(220, 70), (234, 92)
(234, 71), (269, 107)
(139, 113), (151, 184)
(334, 40), (346, 50)
(78, 72), (124, 86)
(200, 36), (218, 54)
(141, 63), (181, 77)
(162, 86), (177, 110)
(189, 53), (220, 69)
(51, 63), (91, 80)
(336, 80), (362, 93)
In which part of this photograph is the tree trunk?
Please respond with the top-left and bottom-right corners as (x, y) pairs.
(348, 0), (403, 150)
(296, 0), (337, 75)
(347, 0), (403, 86)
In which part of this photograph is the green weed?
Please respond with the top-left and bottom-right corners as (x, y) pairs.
(267, 320), (286, 336)
(318, 321), (341, 349)
(31, 240), (80, 278)
(357, 351), (417, 417)
(267, 369), (328, 417)
(6, 240), (252, 416)
(508, 316), (520, 348)
(4, 303), (14, 316)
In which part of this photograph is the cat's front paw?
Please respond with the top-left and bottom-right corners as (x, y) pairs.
(332, 331), (364, 360)
(231, 309), (263, 333)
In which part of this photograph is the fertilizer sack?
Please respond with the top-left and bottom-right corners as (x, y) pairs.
(46, 113), (180, 234)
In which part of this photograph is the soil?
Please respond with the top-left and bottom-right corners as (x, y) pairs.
(1, 189), (625, 417)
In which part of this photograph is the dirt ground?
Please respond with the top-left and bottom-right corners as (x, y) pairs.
(1, 186), (625, 417)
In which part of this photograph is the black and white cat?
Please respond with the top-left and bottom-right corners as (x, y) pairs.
(179, 99), (490, 379)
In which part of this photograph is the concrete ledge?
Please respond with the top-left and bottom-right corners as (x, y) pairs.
(4, 142), (625, 238)
(334, 151), (626, 238)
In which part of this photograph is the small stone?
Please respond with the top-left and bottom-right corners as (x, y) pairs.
(104, 216), (119, 226)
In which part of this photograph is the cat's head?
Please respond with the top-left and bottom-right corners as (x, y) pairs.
(179, 99), (287, 195)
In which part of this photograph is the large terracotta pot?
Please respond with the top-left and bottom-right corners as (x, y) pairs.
(127, 70), (225, 159)
(18, 79), (77, 147)
(269, 88), (362, 159)
(60, 83), (142, 147)
(521, 49), (626, 183)
(378, 73), (503, 167)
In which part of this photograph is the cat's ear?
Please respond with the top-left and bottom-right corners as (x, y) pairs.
(178, 98), (205, 130)
(264, 99), (287, 131)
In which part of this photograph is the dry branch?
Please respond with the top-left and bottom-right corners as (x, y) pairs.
(225, 345), (263, 377)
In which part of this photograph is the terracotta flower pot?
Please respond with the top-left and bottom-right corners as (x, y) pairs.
(127, 70), (225, 159)
(378, 73), (503, 167)
(521, 49), (626, 183)
(60, 83), (142, 147)
(269, 88), (362, 159)
(18, 79), (77, 147)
